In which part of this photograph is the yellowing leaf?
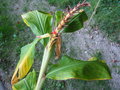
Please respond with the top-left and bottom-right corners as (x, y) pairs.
(11, 38), (39, 85)
(88, 57), (98, 61)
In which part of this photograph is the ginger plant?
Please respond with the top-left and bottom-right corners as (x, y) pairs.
(11, 1), (112, 90)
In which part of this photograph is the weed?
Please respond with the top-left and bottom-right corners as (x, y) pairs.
(91, 50), (102, 60)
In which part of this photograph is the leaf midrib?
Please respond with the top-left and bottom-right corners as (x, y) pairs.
(46, 62), (81, 77)
(17, 44), (34, 68)
(24, 79), (31, 90)
(16, 39), (39, 72)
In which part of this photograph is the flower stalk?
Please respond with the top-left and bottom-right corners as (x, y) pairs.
(35, 1), (90, 90)
(35, 35), (56, 90)
(52, 1), (90, 34)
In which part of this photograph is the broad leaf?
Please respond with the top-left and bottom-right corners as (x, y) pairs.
(64, 10), (88, 33)
(12, 70), (36, 90)
(11, 38), (39, 84)
(22, 10), (53, 46)
(46, 56), (112, 80)
(55, 11), (64, 27)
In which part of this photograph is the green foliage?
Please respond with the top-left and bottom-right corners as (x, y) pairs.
(0, 1), (15, 41)
(22, 10), (53, 46)
(64, 10), (88, 32)
(55, 11), (64, 27)
(12, 70), (36, 90)
(11, 2), (112, 90)
(48, 0), (120, 43)
(95, 0), (120, 43)
(91, 51), (102, 60)
(47, 0), (97, 11)
(0, 16), (14, 40)
(47, 0), (98, 15)
(46, 56), (111, 80)
(54, 10), (88, 33)
(11, 38), (40, 84)
(0, 0), (17, 71)
(48, 0), (82, 8)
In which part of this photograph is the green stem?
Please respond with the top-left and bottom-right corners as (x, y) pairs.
(36, 76), (46, 90)
(35, 38), (54, 90)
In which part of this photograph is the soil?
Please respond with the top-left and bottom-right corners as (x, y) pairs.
(0, 0), (120, 90)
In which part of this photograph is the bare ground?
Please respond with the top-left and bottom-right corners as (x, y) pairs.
(0, 0), (120, 90)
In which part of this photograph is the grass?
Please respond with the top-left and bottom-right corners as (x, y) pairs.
(47, 0), (98, 14)
(48, 0), (120, 43)
(0, 1), (15, 70)
(0, 0), (27, 70)
(0, 1), (15, 42)
(95, 0), (120, 43)
(48, 0), (81, 8)
(91, 50), (102, 60)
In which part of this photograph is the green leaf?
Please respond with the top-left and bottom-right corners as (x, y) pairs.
(55, 11), (64, 26)
(11, 38), (39, 84)
(22, 10), (53, 46)
(46, 56), (112, 80)
(12, 70), (36, 90)
(64, 10), (88, 33)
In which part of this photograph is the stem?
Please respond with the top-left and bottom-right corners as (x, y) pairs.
(35, 1), (90, 90)
(36, 76), (46, 90)
(87, 0), (101, 25)
(35, 38), (55, 90)
(52, 1), (90, 34)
